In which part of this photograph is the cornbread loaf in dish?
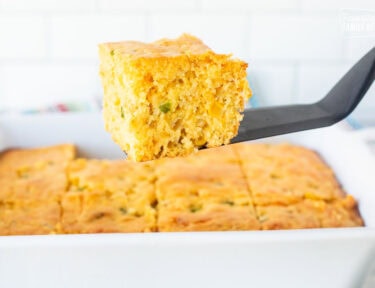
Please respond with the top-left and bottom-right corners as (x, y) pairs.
(0, 143), (363, 235)
(98, 34), (252, 161)
(0, 144), (76, 235)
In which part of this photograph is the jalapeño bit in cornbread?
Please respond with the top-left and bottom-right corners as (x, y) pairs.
(99, 34), (252, 161)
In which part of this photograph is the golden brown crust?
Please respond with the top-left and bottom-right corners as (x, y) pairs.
(233, 143), (345, 205)
(159, 205), (259, 232)
(0, 200), (61, 235)
(0, 144), (75, 172)
(256, 203), (321, 230)
(0, 144), (76, 202)
(61, 159), (157, 234)
(155, 146), (260, 232)
(256, 196), (363, 230)
(100, 34), (212, 59)
(0, 144), (75, 235)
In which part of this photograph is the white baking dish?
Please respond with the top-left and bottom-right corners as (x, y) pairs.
(0, 113), (374, 288)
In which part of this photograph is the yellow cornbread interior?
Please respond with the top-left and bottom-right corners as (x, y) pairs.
(99, 34), (252, 161)
(0, 143), (364, 235)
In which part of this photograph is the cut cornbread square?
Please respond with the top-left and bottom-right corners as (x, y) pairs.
(256, 196), (363, 230)
(0, 144), (76, 202)
(0, 200), (61, 235)
(155, 148), (259, 232)
(62, 159), (157, 233)
(234, 143), (345, 205)
(98, 34), (252, 161)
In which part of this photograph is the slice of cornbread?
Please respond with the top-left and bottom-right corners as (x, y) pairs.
(234, 143), (345, 205)
(99, 34), (252, 161)
(256, 196), (363, 230)
(62, 159), (157, 233)
(155, 146), (259, 232)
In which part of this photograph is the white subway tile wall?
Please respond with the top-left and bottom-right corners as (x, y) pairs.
(0, 0), (374, 123)
(149, 13), (248, 58)
(0, 16), (46, 59)
(50, 15), (147, 59)
(247, 63), (296, 105)
(0, 63), (100, 107)
(249, 14), (345, 60)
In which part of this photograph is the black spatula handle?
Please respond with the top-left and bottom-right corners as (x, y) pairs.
(231, 47), (375, 143)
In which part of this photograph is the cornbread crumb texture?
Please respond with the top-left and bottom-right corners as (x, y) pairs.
(99, 34), (252, 161)
(62, 159), (157, 233)
(233, 143), (345, 206)
(0, 144), (75, 235)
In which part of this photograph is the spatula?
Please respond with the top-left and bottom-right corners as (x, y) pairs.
(231, 47), (375, 144)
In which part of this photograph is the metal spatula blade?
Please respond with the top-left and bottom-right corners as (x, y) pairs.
(231, 47), (375, 144)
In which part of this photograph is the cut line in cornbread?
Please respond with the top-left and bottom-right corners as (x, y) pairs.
(61, 159), (157, 234)
(99, 34), (252, 161)
(155, 146), (260, 232)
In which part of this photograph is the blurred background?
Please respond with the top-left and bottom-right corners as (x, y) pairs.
(0, 0), (374, 125)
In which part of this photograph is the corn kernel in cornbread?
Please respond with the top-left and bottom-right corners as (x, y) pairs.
(62, 159), (156, 233)
(256, 196), (363, 230)
(234, 143), (345, 205)
(155, 146), (259, 232)
(99, 34), (252, 161)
